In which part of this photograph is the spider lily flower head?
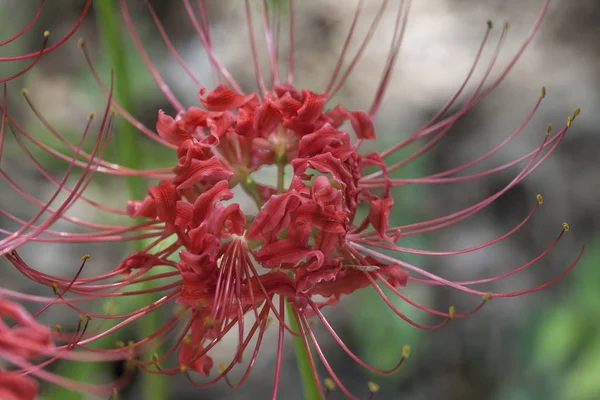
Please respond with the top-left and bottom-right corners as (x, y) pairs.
(0, 0), (91, 83)
(0, 0), (584, 398)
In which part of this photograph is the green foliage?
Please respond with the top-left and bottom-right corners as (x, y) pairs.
(507, 240), (600, 400)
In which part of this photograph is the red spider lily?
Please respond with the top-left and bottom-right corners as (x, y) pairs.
(0, 0), (584, 399)
(0, 0), (91, 83)
(0, 291), (134, 399)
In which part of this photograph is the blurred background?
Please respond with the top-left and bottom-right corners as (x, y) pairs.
(1, 0), (599, 399)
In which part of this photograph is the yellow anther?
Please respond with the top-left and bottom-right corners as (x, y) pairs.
(85, 314), (92, 322)
(487, 20), (493, 29)
(125, 358), (137, 371)
(483, 292), (493, 301)
(503, 21), (509, 30)
(368, 382), (380, 393)
(51, 282), (59, 295)
(52, 324), (62, 332)
(78, 315), (85, 323)
(574, 107), (581, 117)
(81, 253), (91, 261)
(218, 363), (227, 374)
(265, 316), (273, 325)
(183, 335), (192, 344)
(562, 222), (570, 232)
(151, 353), (160, 365)
(110, 108), (117, 117)
(566, 116), (572, 128)
(78, 38), (85, 47)
(110, 388), (118, 400)
(203, 316), (217, 327)
(546, 123), (552, 136)
(43, 30), (50, 38)
(116, 340), (125, 348)
(402, 345), (411, 358)
(449, 305), (456, 319)
(127, 340), (135, 351)
(175, 305), (188, 318)
(541, 87), (546, 98)
(324, 377), (336, 391)
(88, 112), (95, 120)
(21, 88), (28, 96)
(536, 194), (543, 205)
(179, 364), (188, 372)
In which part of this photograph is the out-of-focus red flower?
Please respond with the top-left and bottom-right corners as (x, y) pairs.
(0, 371), (39, 400)
(0, 0), (584, 399)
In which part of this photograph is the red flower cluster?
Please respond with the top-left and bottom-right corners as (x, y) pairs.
(120, 82), (408, 383)
(0, 0), (584, 399)
(0, 297), (52, 400)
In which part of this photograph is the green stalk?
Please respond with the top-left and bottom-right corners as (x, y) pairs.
(95, 1), (167, 400)
(286, 300), (321, 400)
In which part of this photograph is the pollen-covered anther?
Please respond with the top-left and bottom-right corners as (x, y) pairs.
(483, 292), (493, 301)
(402, 345), (411, 358)
(573, 107), (581, 117)
(179, 364), (188, 372)
(151, 353), (161, 366)
(218, 363), (227, 374)
(88, 112), (95, 120)
(546, 123), (552, 136)
(324, 377), (336, 391)
(183, 335), (192, 344)
(536, 194), (544, 205)
(109, 108), (117, 117)
(21, 88), (29, 96)
(541, 87), (546, 98)
(449, 305), (456, 319)
(52, 324), (62, 332)
(43, 30), (50, 38)
(81, 253), (91, 261)
(566, 116), (573, 128)
(125, 358), (137, 372)
(203, 316), (218, 328)
(78, 315), (85, 324)
(562, 222), (570, 232)
(174, 304), (189, 318)
(51, 282), (59, 295)
(77, 38), (85, 47)
(368, 381), (380, 393)
(115, 340), (125, 349)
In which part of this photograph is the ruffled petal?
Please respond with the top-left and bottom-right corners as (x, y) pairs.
(200, 84), (255, 112)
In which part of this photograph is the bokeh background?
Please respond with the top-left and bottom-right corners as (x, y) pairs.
(1, 1), (599, 399)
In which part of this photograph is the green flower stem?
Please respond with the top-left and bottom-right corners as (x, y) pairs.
(95, 1), (167, 400)
(240, 174), (265, 208)
(286, 299), (322, 400)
